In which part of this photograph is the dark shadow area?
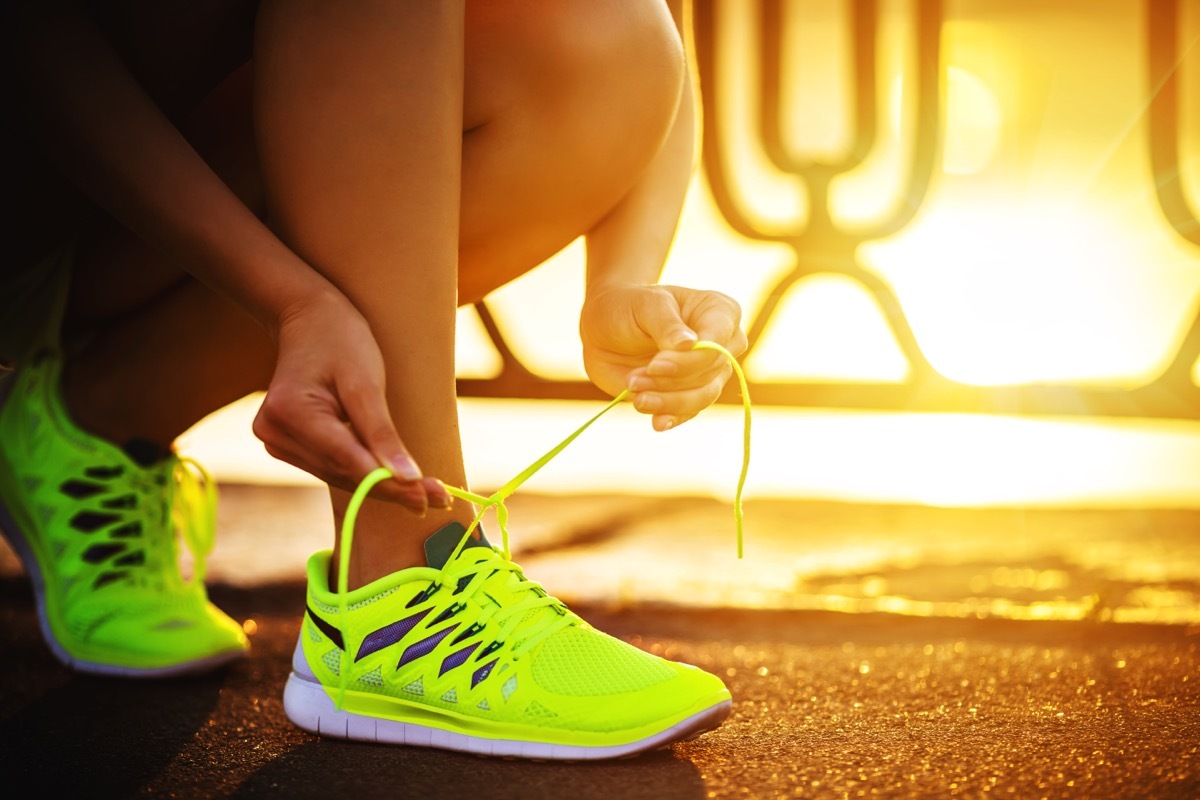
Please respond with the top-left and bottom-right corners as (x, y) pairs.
(0, 576), (235, 798)
(0, 674), (229, 798)
(234, 740), (707, 800)
(5, 573), (1199, 798)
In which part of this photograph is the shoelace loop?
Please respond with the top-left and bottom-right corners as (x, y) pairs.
(171, 455), (217, 586)
(332, 340), (750, 709)
(441, 557), (573, 657)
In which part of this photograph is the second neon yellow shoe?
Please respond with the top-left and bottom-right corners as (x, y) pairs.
(283, 522), (731, 759)
(0, 351), (249, 677)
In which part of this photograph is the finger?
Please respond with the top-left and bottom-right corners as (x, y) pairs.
(652, 411), (698, 432)
(258, 427), (432, 509)
(628, 360), (732, 394)
(338, 378), (423, 482)
(687, 294), (743, 353)
(634, 288), (699, 353)
(421, 477), (454, 510)
(630, 374), (726, 422)
(253, 391), (430, 512)
(338, 385), (454, 508)
(641, 346), (728, 381)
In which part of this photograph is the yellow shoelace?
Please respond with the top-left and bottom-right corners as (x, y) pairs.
(332, 341), (751, 708)
(171, 456), (218, 587)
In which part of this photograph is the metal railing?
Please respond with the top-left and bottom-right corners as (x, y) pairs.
(459, 0), (1200, 420)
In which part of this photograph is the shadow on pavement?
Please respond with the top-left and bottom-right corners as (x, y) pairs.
(234, 741), (707, 800)
(0, 671), (225, 799)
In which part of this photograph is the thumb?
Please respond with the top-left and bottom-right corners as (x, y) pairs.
(639, 290), (699, 352)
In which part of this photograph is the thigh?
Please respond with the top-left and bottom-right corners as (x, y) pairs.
(5, 0), (261, 327)
(457, 0), (685, 304)
(23, 0), (686, 324)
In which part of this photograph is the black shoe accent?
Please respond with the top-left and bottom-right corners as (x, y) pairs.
(85, 465), (124, 480)
(306, 604), (345, 651)
(82, 542), (126, 564)
(70, 510), (120, 533)
(59, 479), (105, 499)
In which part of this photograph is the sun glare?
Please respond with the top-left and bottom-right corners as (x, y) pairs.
(181, 0), (1200, 511)
(864, 198), (1200, 387)
(742, 273), (909, 383)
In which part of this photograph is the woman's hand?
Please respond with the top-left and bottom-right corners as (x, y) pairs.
(252, 289), (451, 513)
(580, 284), (747, 431)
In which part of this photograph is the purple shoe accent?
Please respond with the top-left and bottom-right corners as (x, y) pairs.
(356, 607), (432, 661)
(471, 658), (498, 688)
(397, 623), (460, 668)
(439, 641), (481, 676)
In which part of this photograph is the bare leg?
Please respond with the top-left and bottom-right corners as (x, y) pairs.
(55, 0), (685, 587)
(61, 61), (274, 450)
(252, 1), (467, 583)
(255, 0), (684, 587)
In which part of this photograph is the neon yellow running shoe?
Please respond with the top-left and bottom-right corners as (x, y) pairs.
(284, 522), (731, 759)
(0, 351), (249, 677)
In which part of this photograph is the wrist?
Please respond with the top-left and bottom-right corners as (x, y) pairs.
(270, 281), (358, 342)
(583, 277), (654, 304)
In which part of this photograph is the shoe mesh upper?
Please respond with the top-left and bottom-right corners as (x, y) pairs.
(0, 353), (248, 671)
(531, 626), (675, 696)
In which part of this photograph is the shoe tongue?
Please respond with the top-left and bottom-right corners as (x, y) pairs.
(423, 521), (494, 569)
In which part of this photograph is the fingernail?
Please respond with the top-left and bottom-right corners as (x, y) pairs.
(628, 376), (652, 392)
(635, 394), (662, 413)
(391, 456), (423, 481)
(400, 486), (428, 510)
(647, 359), (677, 376)
(674, 331), (698, 348)
(661, 418), (675, 431)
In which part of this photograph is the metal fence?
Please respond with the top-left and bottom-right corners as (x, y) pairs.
(459, 0), (1200, 420)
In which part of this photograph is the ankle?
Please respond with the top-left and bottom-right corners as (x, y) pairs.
(332, 502), (477, 590)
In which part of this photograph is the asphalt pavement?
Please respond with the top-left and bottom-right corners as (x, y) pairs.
(1, 487), (1197, 799)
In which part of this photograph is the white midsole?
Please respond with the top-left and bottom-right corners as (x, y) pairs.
(283, 641), (731, 760)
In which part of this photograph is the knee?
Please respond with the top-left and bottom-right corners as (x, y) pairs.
(467, 1), (686, 150)
(558, 2), (685, 105)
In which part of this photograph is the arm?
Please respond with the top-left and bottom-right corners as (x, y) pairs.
(2, 0), (440, 508)
(580, 0), (745, 431)
(2, 0), (328, 329)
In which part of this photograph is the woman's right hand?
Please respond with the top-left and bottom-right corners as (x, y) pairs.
(251, 289), (451, 513)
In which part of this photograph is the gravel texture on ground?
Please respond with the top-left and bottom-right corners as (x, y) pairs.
(1, 579), (1195, 800)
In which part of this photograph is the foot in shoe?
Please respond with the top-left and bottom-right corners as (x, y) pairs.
(0, 351), (249, 677)
(284, 521), (732, 759)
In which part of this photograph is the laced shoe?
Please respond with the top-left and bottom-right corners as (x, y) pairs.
(284, 522), (732, 759)
(0, 351), (249, 676)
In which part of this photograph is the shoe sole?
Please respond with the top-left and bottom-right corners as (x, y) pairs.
(0, 481), (245, 679)
(283, 668), (731, 760)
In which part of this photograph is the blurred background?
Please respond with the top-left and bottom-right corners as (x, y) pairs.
(177, 0), (1200, 626)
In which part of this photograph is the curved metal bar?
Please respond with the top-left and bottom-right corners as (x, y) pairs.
(694, 0), (791, 242)
(1144, 0), (1200, 395)
(473, 301), (539, 383)
(455, 374), (1200, 420)
(740, 247), (808, 354)
(855, 0), (943, 241)
(846, 0), (880, 173)
(454, 0), (1200, 421)
(1147, 0), (1200, 247)
(759, 0), (878, 176)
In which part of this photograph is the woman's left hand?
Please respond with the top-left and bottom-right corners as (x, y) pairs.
(580, 284), (747, 431)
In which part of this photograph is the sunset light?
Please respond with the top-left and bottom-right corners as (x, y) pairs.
(182, 0), (1200, 514)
